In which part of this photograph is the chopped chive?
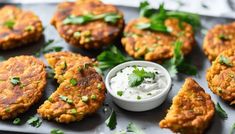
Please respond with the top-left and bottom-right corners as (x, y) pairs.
(27, 116), (42, 128)
(70, 108), (77, 115)
(117, 91), (123, 96)
(59, 95), (73, 104)
(219, 55), (233, 67)
(70, 78), (77, 86)
(97, 83), (102, 90)
(10, 77), (20, 85)
(73, 31), (81, 38)
(91, 94), (97, 100)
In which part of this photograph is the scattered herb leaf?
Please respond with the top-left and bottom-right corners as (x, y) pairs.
(215, 102), (228, 119)
(3, 20), (15, 29)
(13, 118), (21, 125)
(27, 116), (42, 128)
(70, 78), (77, 86)
(97, 45), (131, 71)
(127, 122), (145, 134)
(51, 129), (64, 134)
(105, 109), (117, 130)
(81, 95), (89, 103)
(117, 91), (123, 96)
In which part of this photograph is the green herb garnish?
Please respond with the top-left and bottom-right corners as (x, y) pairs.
(25, 25), (34, 31)
(27, 116), (42, 128)
(127, 122), (144, 134)
(70, 108), (77, 115)
(59, 95), (73, 104)
(3, 20), (15, 29)
(163, 41), (197, 77)
(128, 67), (155, 87)
(91, 94), (97, 100)
(63, 13), (120, 25)
(70, 78), (77, 86)
(117, 91), (123, 96)
(137, 2), (200, 32)
(219, 34), (230, 41)
(105, 109), (117, 130)
(10, 77), (20, 86)
(219, 55), (233, 67)
(215, 102), (228, 119)
(97, 45), (131, 71)
(13, 118), (21, 125)
(51, 129), (64, 134)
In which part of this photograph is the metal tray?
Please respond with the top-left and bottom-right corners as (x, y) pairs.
(0, 3), (234, 134)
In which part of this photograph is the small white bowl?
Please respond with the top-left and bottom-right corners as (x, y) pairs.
(105, 61), (172, 112)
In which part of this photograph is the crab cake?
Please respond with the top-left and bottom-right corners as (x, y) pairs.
(38, 52), (105, 123)
(0, 5), (43, 50)
(206, 48), (235, 104)
(203, 22), (235, 61)
(0, 56), (46, 120)
(159, 78), (215, 134)
(121, 17), (195, 61)
(51, 0), (124, 49)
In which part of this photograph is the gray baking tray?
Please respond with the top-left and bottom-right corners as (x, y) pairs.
(0, 3), (234, 134)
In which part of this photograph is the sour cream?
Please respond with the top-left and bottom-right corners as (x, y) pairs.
(110, 66), (167, 100)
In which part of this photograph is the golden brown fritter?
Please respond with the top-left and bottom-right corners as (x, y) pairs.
(121, 17), (195, 61)
(0, 5), (43, 50)
(206, 48), (235, 105)
(51, 0), (124, 49)
(38, 52), (106, 123)
(159, 78), (215, 134)
(0, 56), (46, 120)
(203, 22), (235, 61)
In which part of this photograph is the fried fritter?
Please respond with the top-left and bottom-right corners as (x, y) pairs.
(121, 17), (195, 61)
(51, 0), (124, 49)
(206, 48), (235, 105)
(38, 52), (106, 123)
(203, 22), (235, 61)
(0, 56), (46, 119)
(0, 5), (43, 50)
(159, 78), (215, 134)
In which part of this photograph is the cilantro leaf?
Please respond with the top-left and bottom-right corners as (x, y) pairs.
(105, 109), (117, 130)
(27, 116), (42, 128)
(128, 67), (155, 87)
(219, 55), (233, 67)
(139, 1), (154, 17)
(63, 13), (120, 25)
(51, 129), (64, 134)
(163, 41), (197, 76)
(127, 122), (145, 134)
(97, 45), (131, 71)
(215, 102), (228, 119)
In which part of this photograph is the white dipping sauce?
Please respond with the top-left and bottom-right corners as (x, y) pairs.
(110, 66), (167, 100)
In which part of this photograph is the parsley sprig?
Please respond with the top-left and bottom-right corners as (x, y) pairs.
(63, 13), (121, 25)
(137, 1), (200, 32)
(128, 66), (155, 87)
(163, 41), (197, 77)
(96, 45), (131, 71)
(105, 109), (117, 130)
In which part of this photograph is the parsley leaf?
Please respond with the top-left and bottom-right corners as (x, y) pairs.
(63, 13), (120, 25)
(51, 129), (64, 134)
(3, 20), (15, 29)
(105, 109), (117, 130)
(13, 118), (21, 125)
(219, 55), (233, 67)
(163, 41), (197, 77)
(137, 2), (200, 32)
(97, 45), (131, 71)
(27, 116), (42, 128)
(215, 102), (228, 119)
(127, 122), (145, 134)
(10, 77), (21, 86)
(128, 67), (155, 87)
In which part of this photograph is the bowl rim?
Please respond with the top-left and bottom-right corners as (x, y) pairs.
(105, 60), (172, 103)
